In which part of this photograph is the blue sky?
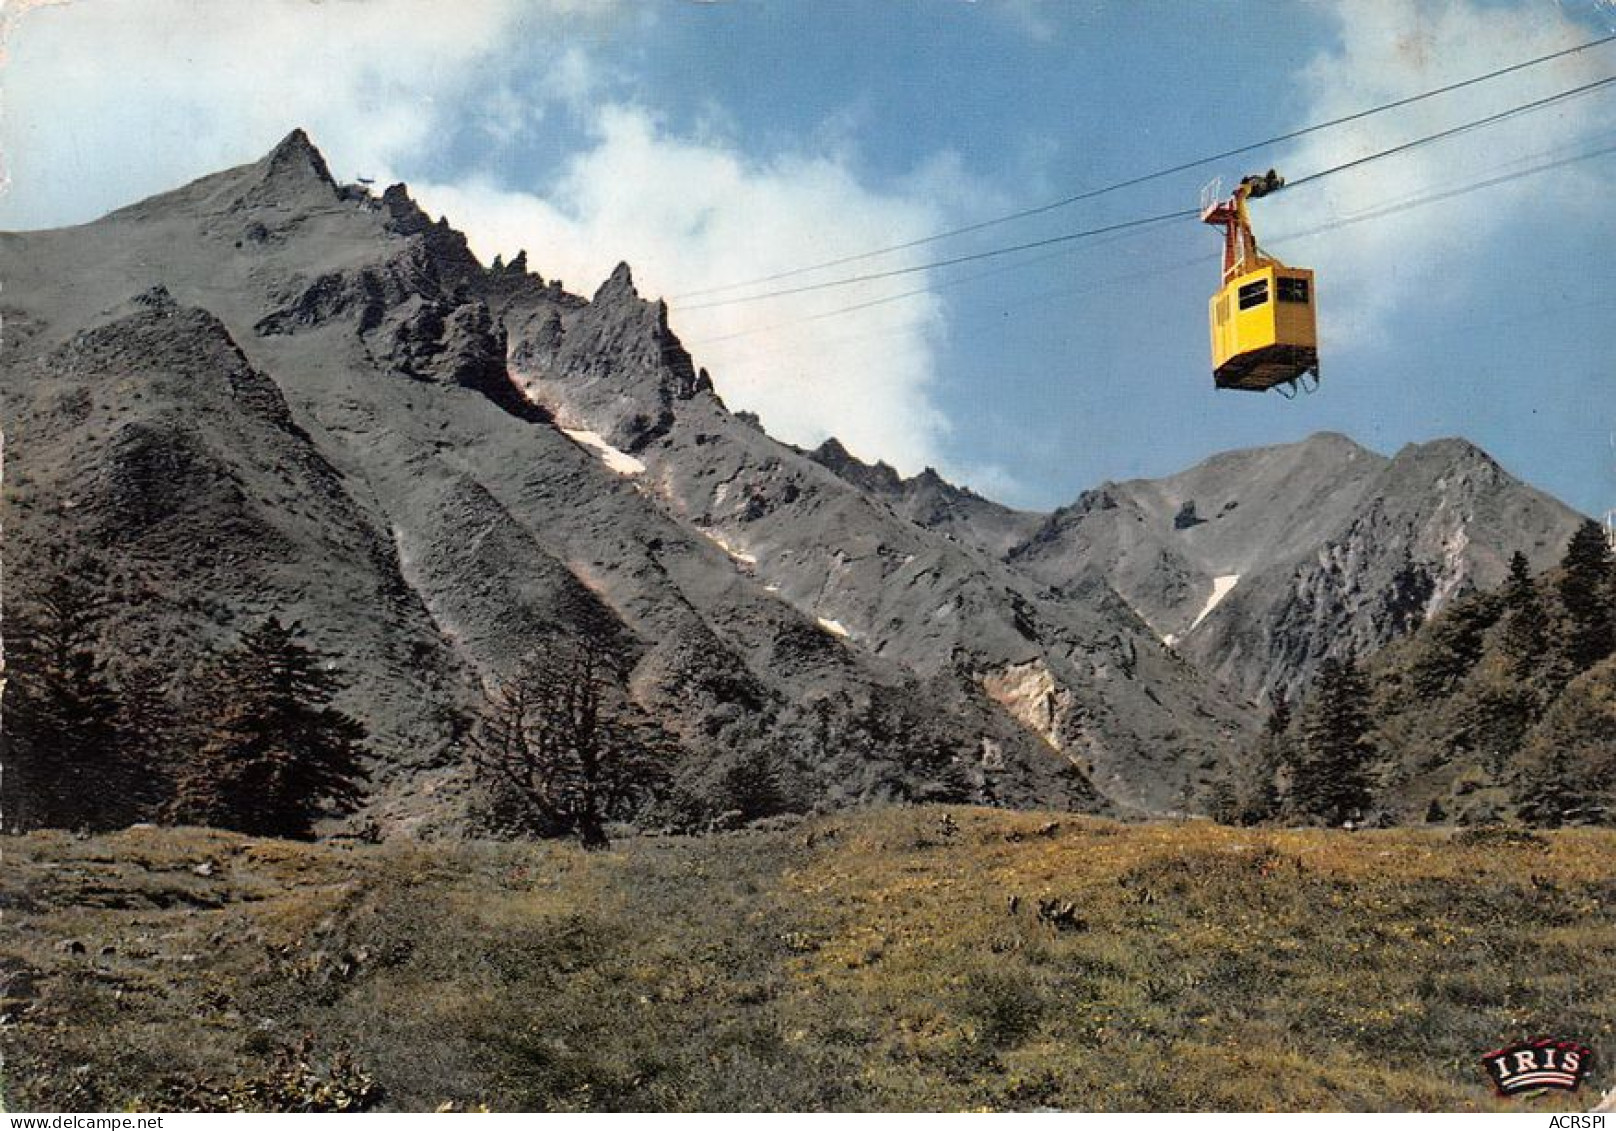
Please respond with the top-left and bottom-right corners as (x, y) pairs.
(3, 0), (1614, 517)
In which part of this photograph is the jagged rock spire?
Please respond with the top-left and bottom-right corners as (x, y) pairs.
(592, 261), (639, 303)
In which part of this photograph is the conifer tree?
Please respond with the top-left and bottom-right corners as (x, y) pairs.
(1266, 685), (1293, 738)
(116, 662), (184, 803)
(1250, 688), (1290, 821)
(1500, 551), (1550, 679)
(1468, 653), (1542, 778)
(1558, 520), (1616, 674)
(3, 557), (145, 831)
(1513, 743), (1595, 827)
(1293, 655), (1376, 825)
(715, 744), (791, 821)
(1213, 688), (1289, 825)
(169, 618), (367, 838)
(1510, 668), (1615, 826)
(1406, 591), (1503, 697)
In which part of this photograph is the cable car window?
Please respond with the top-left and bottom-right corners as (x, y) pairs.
(1237, 279), (1269, 310)
(1278, 277), (1310, 304)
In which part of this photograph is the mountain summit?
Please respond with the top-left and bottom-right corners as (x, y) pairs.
(1003, 431), (1579, 700)
(251, 127), (339, 195)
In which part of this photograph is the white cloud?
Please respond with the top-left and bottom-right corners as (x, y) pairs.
(412, 104), (969, 475)
(1260, 0), (1613, 345)
(0, 0), (612, 229)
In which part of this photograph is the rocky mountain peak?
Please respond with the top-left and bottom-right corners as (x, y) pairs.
(501, 255), (712, 453)
(806, 441), (983, 505)
(367, 182), (484, 289)
(593, 261), (640, 304)
(1299, 429), (1365, 453)
(490, 250), (530, 276)
(229, 128), (341, 211)
(1379, 437), (1516, 508)
(809, 437), (904, 495)
(263, 128), (336, 184)
(1393, 436), (1500, 472)
(380, 182), (432, 234)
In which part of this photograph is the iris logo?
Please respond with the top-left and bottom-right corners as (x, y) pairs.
(1483, 1038), (1593, 1096)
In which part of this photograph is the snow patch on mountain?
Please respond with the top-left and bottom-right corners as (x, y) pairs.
(560, 427), (645, 476)
(703, 529), (758, 567)
(1162, 574), (1239, 647)
(1190, 574), (1240, 632)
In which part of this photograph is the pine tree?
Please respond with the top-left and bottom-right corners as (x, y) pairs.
(1406, 590), (1503, 697)
(116, 662), (184, 805)
(1266, 686), (1293, 739)
(168, 618), (367, 838)
(1247, 689), (1290, 823)
(1513, 743), (1595, 827)
(715, 745), (790, 821)
(1558, 520), (1616, 675)
(1294, 655), (1376, 825)
(1212, 688), (1289, 825)
(1510, 667), (1616, 826)
(2, 558), (145, 831)
(1500, 551), (1550, 679)
(1467, 653), (1542, 778)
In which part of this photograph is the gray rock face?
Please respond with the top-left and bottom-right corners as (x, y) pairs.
(0, 131), (1111, 828)
(0, 284), (479, 827)
(807, 440), (1043, 559)
(504, 256), (1250, 814)
(2, 129), (1582, 829)
(1004, 432), (1583, 703)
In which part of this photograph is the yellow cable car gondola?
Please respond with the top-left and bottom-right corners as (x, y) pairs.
(1200, 170), (1319, 394)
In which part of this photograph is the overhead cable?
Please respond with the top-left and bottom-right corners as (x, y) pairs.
(672, 31), (1616, 300)
(677, 72), (1616, 312)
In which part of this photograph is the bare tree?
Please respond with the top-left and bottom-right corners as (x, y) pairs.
(467, 639), (667, 849)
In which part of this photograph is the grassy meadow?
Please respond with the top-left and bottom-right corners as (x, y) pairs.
(3, 807), (1614, 1111)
